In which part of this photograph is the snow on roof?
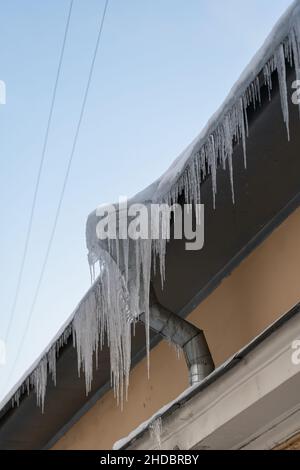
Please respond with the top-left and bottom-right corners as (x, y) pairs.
(1, 0), (300, 415)
(154, 0), (300, 203)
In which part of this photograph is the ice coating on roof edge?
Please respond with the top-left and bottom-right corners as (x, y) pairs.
(154, 0), (300, 202)
(2, 0), (300, 412)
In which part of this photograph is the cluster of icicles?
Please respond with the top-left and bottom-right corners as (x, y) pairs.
(8, 9), (300, 412)
(149, 417), (163, 450)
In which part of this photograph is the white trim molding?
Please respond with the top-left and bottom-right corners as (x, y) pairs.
(126, 309), (300, 450)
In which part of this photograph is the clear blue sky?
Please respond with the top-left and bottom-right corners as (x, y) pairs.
(0, 0), (294, 401)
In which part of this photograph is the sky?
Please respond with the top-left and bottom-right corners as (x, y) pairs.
(0, 0), (294, 402)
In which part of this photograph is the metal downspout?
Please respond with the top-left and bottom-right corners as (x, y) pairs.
(140, 292), (215, 385)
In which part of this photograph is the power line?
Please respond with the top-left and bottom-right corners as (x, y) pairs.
(4, 0), (109, 392)
(4, 0), (74, 344)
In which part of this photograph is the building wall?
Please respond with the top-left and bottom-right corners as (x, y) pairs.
(53, 207), (300, 450)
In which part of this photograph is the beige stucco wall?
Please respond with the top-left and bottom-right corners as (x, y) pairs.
(53, 207), (300, 450)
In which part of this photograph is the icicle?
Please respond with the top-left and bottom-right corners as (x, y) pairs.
(255, 76), (261, 106)
(73, 290), (98, 395)
(275, 44), (290, 140)
(217, 127), (226, 170)
(167, 338), (182, 359)
(10, 318), (73, 411)
(122, 238), (129, 285)
(192, 156), (202, 223)
(239, 98), (247, 168)
(208, 135), (217, 208)
(285, 37), (293, 66)
(224, 116), (235, 204)
(47, 345), (57, 386)
(143, 240), (152, 376)
(264, 62), (273, 101)
(149, 417), (163, 450)
(32, 357), (48, 412)
(12, 389), (21, 408)
(291, 27), (300, 117)
(73, 246), (135, 406)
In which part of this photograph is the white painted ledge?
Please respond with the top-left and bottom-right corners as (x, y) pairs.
(125, 310), (300, 450)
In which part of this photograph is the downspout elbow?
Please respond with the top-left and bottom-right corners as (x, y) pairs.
(140, 296), (214, 386)
(182, 330), (215, 385)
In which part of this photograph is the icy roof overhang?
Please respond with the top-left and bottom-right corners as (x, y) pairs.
(1, 0), (300, 449)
